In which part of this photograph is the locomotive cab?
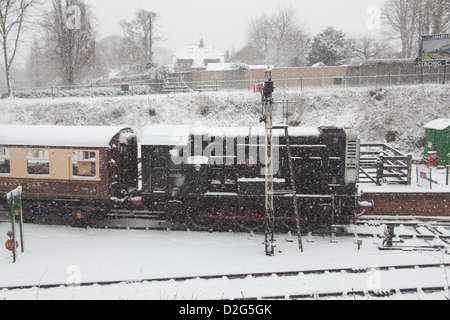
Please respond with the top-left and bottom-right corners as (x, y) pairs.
(118, 132), (139, 196)
(141, 125), (190, 214)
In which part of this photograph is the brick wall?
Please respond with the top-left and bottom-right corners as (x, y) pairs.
(176, 59), (447, 90)
(361, 192), (450, 216)
(201, 66), (348, 90)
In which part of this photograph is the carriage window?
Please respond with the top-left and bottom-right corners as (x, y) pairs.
(0, 149), (10, 174)
(72, 151), (97, 177)
(27, 150), (50, 175)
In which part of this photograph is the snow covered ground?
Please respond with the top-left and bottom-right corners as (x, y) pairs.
(0, 84), (449, 300)
(0, 223), (449, 300)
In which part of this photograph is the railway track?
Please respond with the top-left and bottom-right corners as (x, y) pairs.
(334, 215), (450, 253)
(1, 263), (449, 300)
(3, 209), (450, 236)
(3, 207), (450, 253)
(102, 213), (450, 246)
(351, 217), (450, 241)
(357, 215), (450, 227)
(2, 212), (450, 300)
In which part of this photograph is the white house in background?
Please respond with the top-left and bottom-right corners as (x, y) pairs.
(173, 39), (225, 71)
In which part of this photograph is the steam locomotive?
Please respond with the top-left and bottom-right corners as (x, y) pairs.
(140, 124), (361, 232)
(0, 121), (360, 232)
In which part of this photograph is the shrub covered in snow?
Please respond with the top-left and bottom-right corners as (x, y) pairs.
(10, 84), (158, 99)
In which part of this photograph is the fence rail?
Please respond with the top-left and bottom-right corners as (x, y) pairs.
(2, 71), (448, 99)
(359, 143), (413, 186)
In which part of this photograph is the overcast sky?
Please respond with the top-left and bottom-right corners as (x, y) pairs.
(88, 0), (388, 54)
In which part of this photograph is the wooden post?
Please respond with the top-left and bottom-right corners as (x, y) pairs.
(284, 125), (303, 252)
(358, 67), (361, 87)
(446, 166), (449, 186)
(407, 154), (413, 186)
(443, 65), (447, 85)
(437, 67), (440, 84)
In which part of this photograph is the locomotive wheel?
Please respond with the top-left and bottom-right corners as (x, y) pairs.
(233, 207), (265, 232)
(187, 205), (218, 231)
(282, 214), (311, 234)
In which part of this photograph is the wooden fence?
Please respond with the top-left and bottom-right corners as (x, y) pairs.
(359, 143), (413, 185)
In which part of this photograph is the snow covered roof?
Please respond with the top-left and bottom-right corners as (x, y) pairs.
(141, 125), (321, 146)
(194, 126), (321, 138)
(0, 125), (132, 148)
(250, 126), (321, 137)
(174, 42), (225, 69)
(311, 62), (326, 67)
(425, 119), (450, 130)
(141, 125), (191, 146)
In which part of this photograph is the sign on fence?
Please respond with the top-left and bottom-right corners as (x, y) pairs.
(416, 166), (434, 190)
(416, 33), (450, 67)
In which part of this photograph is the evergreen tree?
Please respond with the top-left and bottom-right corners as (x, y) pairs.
(307, 27), (353, 66)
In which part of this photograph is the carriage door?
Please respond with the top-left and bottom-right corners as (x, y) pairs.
(150, 146), (168, 192)
(119, 133), (139, 194)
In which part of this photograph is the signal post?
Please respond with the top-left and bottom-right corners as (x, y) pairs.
(5, 186), (24, 263)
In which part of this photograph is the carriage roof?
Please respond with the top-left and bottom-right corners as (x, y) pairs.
(0, 125), (133, 148)
(141, 125), (321, 146)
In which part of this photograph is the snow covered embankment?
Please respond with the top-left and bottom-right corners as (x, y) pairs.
(0, 84), (448, 158)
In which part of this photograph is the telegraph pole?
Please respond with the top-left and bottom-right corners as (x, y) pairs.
(260, 68), (276, 256)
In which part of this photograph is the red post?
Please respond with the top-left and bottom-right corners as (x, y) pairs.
(427, 151), (438, 168)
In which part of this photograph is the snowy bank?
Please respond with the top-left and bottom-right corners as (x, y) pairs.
(0, 84), (448, 158)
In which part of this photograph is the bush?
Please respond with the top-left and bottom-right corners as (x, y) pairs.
(8, 84), (157, 99)
(369, 88), (385, 101)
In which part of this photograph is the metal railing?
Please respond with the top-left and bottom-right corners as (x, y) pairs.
(2, 71), (447, 99)
(359, 143), (413, 186)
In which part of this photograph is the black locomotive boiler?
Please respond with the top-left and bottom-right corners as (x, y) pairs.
(140, 124), (361, 232)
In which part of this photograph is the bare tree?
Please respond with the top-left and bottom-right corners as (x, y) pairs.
(351, 36), (393, 60)
(382, 0), (449, 58)
(430, 0), (450, 34)
(247, 6), (310, 67)
(382, 0), (418, 58)
(119, 9), (163, 69)
(415, 0), (449, 35)
(0, 0), (37, 96)
(43, 0), (96, 85)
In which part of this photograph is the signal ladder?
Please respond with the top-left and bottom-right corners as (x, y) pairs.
(260, 69), (303, 256)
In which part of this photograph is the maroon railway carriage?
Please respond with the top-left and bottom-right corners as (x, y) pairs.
(0, 125), (138, 224)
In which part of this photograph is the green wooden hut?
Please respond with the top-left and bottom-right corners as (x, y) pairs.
(424, 119), (450, 167)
